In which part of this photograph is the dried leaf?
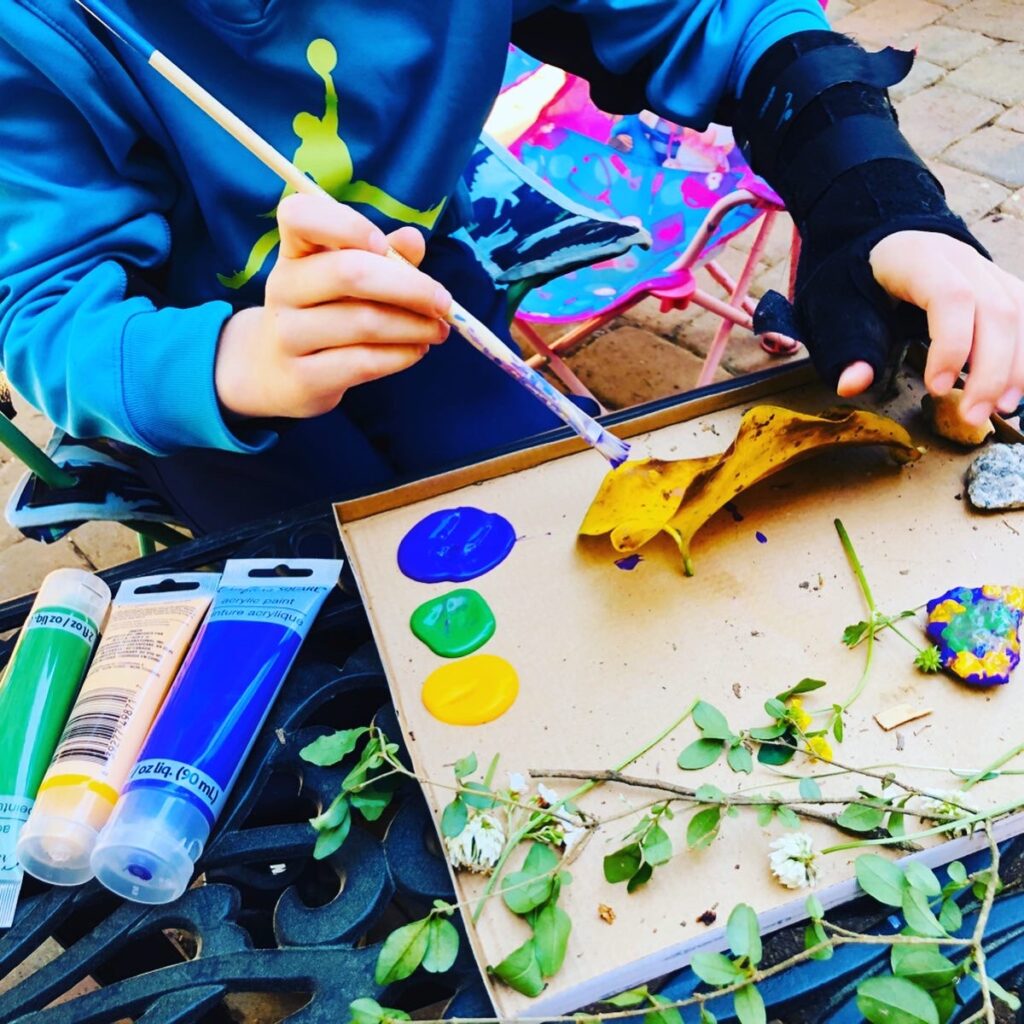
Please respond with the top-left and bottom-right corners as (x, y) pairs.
(580, 406), (921, 574)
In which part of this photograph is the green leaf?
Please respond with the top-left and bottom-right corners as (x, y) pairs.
(605, 843), (643, 885)
(627, 862), (654, 893)
(806, 893), (825, 920)
(890, 945), (959, 991)
(644, 994), (683, 1024)
(930, 985), (957, 1024)
(690, 951), (744, 987)
(375, 917), (431, 985)
(350, 785), (394, 822)
(686, 807), (722, 849)
(946, 861), (967, 886)
(699, 1009), (719, 1024)
(534, 904), (571, 978)
(454, 753), (477, 779)
(776, 806), (801, 830)
(422, 917), (460, 974)
(726, 904), (762, 965)
(856, 855), (906, 907)
(300, 727), (368, 766)
(504, 844), (559, 914)
(347, 998), (410, 1024)
(842, 621), (869, 647)
(733, 984), (767, 1024)
(798, 777), (822, 800)
(781, 678), (828, 699)
(604, 987), (650, 1008)
(693, 701), (734, 741)
(311, 793), (351, 833)
(832, 706), (845, 743)
(489, 939), (545, 997)
(313, 822), (350, 859)
(757, 741), (796, 766)
(985, 975), (1021, 1012)
(441, 797), (468, 838)
(695, 784), (726, 803)
(902, 886), (948, 939)
(461, 780), (496, 809)
(727, 744), (754, 775)
(905, 862), (942, 898)
(888, 809), (907, 839)
(755, 802), (774, 827)
(804, 921), (833, 960)
(764, 698), (787, 720)
(748, 723), (788, 741)
(837, 803), (886, 832)
(678, 738), (725, 770)
(642, 824), (673, 867)
(938, 898), (962, 934)
(856, 976), (939, 1024)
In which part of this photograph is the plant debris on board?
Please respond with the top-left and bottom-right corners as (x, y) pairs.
(579, 405), (922, 574)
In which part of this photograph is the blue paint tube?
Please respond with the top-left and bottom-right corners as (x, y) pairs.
(90, 559), (341, 904)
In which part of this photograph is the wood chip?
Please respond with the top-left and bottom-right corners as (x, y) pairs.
(875, 703), (932, 732)
(598, 904), (616, 924)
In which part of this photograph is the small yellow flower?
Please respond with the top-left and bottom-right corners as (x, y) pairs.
(787, 697), (813, 733)
(805, 735), (833, 762)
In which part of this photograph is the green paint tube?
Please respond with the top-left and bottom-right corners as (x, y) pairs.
(0, 569), (110, 926)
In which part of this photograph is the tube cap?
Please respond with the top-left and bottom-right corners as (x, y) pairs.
(91, 788), (209, 904)
(37, 568), (111, 629)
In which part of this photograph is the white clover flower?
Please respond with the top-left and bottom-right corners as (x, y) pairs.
(444, 812), (506, 874)
(769, 832), (818, 890)
(561, 821), (588, 856)
(913, 790), (975, 837)
(537, 783), (559, 807)
(507, 772), (528, 798)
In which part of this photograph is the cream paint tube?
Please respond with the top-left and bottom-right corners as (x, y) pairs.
(17, 574), (219, 886)
(0, 569), (110, 926)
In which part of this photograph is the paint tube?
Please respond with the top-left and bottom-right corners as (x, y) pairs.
(17, 574), (219, 886)
(0, 569), (110, 925)
(91, 559), (341, 904)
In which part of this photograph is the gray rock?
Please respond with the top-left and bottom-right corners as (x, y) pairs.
(966, 444), (1024, 510)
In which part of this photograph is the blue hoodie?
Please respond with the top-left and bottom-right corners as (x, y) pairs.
(0, 0), (828, 456)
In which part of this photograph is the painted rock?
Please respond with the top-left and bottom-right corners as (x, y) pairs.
(966, 444), (1024, 511)
(397, 507), (516, 583)
(925, 585), (1024, 686)
(410, 589), (496, 658)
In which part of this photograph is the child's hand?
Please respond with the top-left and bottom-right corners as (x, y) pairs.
(215, 193), (450, 421)
(836, 232), (1024, 427)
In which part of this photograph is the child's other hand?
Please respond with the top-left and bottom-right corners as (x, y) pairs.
(215, 193), (450, 421)
(836, 231), (1024, 427)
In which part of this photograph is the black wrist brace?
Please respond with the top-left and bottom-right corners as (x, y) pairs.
(733, 31), (989, 388)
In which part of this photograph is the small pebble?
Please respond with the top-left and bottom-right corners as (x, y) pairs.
(966, 444), (1024, 511)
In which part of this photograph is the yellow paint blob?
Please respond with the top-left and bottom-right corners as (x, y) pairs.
(421, 655), (519, 726)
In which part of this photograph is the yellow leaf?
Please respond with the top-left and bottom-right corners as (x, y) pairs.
(579, 406), (921, 574)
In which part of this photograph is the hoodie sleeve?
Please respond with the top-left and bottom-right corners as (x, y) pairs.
(0, 36), (274, 457)
(511, 0), (831, 129)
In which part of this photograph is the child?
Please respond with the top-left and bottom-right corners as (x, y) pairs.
(1, 1), (1021, 533)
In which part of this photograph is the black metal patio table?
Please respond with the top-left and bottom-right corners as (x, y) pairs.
(1, 375), (1023, 1024)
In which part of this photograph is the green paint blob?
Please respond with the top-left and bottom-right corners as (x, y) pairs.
(410, 589), (496, 658)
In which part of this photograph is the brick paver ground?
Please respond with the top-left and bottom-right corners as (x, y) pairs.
(0, 0), (1020, 602)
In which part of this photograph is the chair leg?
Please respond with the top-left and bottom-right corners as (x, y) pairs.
(137, 533), (156, 557)
(697, 212), (776, 387)
(0, 416), (77, 491)
(521, 309), (622, 368)
(517, 326), (606, 410)
(126, 521), (190, 550)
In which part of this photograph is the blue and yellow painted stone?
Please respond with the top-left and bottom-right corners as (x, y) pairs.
(925, 585), (1024, 686)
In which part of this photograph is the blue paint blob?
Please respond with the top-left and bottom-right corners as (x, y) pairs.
(398, 507), (517, 583)
(615, 554), (643, 571)
(755, 531), (768, 544)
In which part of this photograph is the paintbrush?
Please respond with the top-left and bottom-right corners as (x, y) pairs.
(72, 0), (630, 467)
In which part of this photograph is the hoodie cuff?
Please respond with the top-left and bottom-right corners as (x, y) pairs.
(121, 301), (278, 456)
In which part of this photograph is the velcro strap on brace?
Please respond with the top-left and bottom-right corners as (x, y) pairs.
(738, 43), (915, 181)
(778, 114), (929, 218)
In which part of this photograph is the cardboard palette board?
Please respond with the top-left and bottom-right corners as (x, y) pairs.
(336, 367), (1024, 1018)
